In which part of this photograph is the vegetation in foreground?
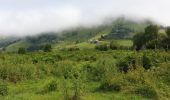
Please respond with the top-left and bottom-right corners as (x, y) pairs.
(0, 24), (170, 100)
(0, 49), (170, 100)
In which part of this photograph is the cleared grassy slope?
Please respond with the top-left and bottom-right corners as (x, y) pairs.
(6, 40), (30, 52)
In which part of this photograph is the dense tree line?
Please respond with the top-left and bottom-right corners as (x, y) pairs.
(133, 25), (170, 50)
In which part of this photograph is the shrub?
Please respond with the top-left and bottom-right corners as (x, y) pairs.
(135, 86), (158, 99)
(83, 64), (100, 81)
(146, 39), (160, 49)
(110, 41), (119, 50)
(67, 46), (80, 51)
(117, 59), (129, 73)
(52, 54), (62, 61)
(0, 83), (8, 96)
(18, 47), (26, 54)
(143, 54), (152, 70)
(99, 82), (121, 92)
(37, 79), (58, 94)
(43, 44), (52, 52)
(78, 55), (96, 62)
(95, 44), (109, 51)
(117, 55), (137, 73)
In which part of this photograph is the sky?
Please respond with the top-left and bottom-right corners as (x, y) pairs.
(0, 0), (170, 36)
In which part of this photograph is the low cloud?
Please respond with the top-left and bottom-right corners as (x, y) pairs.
(0, 0), (170, 36)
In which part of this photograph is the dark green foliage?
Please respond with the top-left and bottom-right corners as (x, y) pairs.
(95, 44), (109, 51)
(0, 83), (8, 96)
(133, 25), (159, 50)
(18, 47), (26, 54)
(117, 54), (137, 73)
(67, 46), (80, 51)
(144, 25), (159, 41)
(133, 25), (170, 50)
(133, 33), (145, 50)
(25, 33), (60, 51)
(99, 82), (121, 92)
(110, 41), (120, 50)
(142, 54), (152, 70)
(145, 39), (160, 49)
(37, 79), (58, 94)
(83, 64), (100, 81)
(135, 86), (158, 99)
(166, 27), (170, 37)
(27, 45), (44, 51)
(52, 54), (63, 61)
(26, 34), (59, 44)
(43, 44), (52, 52)
(77, 55), (96, 62)
(117, 59), (129, 73)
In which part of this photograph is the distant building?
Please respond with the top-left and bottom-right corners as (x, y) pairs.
(89, 39), (99, 44)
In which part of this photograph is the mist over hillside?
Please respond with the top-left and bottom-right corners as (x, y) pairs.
(1, 0), (170, 36)
(0, 17), (152, 51)
(1, 1), (170, 100)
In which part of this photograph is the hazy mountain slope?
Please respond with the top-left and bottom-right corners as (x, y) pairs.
(0, 18), (151, 52)
(0, 37), (20, 49)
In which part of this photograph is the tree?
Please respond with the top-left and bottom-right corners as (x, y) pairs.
(44, 44), (52, 52)
(144, 25), (159, 41)
(166, 27), (170, 38)
(133, 33), (145, 50)
(133, 25), (159, 50)
(18, 47), (26, 54)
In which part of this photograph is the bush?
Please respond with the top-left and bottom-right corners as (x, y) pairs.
(99, 82), (121, 92)
(135, 86), (158, 99)
(67, 46), (80, 51)
(52, 54), (63, 61)
(0, 83), (8, 96)
(117, 59), (129, 73)
(78, 55), (96, 61)
(18, 47), (26, 54)
(43, 44), (52, 52)
(145, 39), (160, 49)
(110, 41), (119, 50)
(83, 64), (101, 81)
(95, 44), (109, 51)
(143, 54), (152, 70)
(117, 55), (137, 73)
(37, 79), (58, 94)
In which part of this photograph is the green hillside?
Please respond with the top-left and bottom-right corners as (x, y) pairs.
(0, 18), (149, 52)
(1, 22), (170, 100)
(6, 40), (30, 52)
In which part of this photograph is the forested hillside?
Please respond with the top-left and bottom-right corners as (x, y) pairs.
(0, 18), (150, 52)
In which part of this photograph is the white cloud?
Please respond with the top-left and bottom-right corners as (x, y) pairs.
(0, 0), (170, 36)
(0, 6), (82, 36)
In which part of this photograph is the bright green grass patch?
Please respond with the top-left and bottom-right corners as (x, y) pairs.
(76, 42), (95, 49)
(116, 39), (133, 47)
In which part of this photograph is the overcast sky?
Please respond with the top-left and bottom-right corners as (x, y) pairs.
(0, 0), (170, 36)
